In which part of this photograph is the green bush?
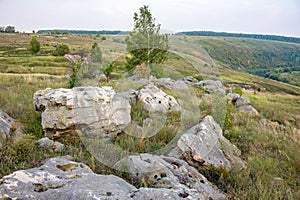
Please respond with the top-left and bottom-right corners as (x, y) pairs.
(53, 43), (70, 56)
(68, 63), (82, 88)
(29, 37), (40, 53)
(90, 42), (102, 63)
(233, 85), (243, 96)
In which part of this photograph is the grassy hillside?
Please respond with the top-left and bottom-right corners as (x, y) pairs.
(195, 37), (300, 87)
(0, 33), (299, 199)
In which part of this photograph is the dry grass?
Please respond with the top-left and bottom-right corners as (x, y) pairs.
(0, 33), (299, 199)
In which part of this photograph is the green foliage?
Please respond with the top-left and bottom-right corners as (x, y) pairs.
(130, 100), (149, 126)
(53, 43), (70, 56)
(198, 37), (300, 87)
(0, 56), (71, 75)
(223, 101), (242, 141)
(179, 31), (300, 44)
(90, 42), (102, 63)
(25, 121), (43, 139)
(68, 62), (82, 88)
(103, 62), (114, 82)
(29, 37), (40, 53)
(233, 85), (243, 96)
(125, 5), (169, 71)
(114, 100), (180, 153)
(4, 26), (15, 33)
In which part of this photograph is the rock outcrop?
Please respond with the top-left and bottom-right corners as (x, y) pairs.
(228, 93), (259, 115)
(0, 108), (23, 148)
(139, 84), (181, 113)
(115, 153), (226, 200)
(38, 137), (65, 152)
(0, 157), (136, 199)
(170, 115), (245, 171)
(233, 97), (251, 107)
(195, 80), (225, 94)
(0, 156), (225, 200)
(33, 87), (131, 139)
(64, 54), (82, 63)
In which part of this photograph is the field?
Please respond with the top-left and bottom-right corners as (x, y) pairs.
(0, 33), (299, 199)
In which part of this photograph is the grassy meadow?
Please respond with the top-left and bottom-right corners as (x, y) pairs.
(0, 33), (299, 199)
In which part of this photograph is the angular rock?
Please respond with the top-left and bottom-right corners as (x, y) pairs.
(179, 76), (199, 84)
(133, 188), (184, 200)
(0, 157), (137, 199)
(1, 156), (225, 199)
(116, 89), (139, 105)
(226, 93), (240, 102)
(38, 137), (64, 152)
(64, 54), (82, 63)
(170, 115), (245, 171)
(139, 84), (181, 113)
(0, 108), (23, 148)
(33, 87), (131, 139)
(233, 97), (251, 107)
(237, 105), (259, 115)
(134, 187), (205, 200)
(115, 153), (226, 200)
(152, 77), (190, 90)
(195, 80), (225, 94)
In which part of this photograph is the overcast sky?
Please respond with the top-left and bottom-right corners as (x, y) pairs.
(0, 0), (299, 37)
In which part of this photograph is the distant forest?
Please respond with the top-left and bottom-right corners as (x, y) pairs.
(36, 29), (300, 44)
(37, 30), (128, 35)
(177, 31), (300, 44)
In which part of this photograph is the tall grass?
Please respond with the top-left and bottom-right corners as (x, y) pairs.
(0, 74), (67, 137)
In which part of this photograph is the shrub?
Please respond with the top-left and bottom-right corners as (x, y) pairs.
(90, 42), (102, 63)
(68, 62), (82, 88)
(233, 85), (243, 96)
(29, 37), (40, 53)
(53, 43), (70, 56)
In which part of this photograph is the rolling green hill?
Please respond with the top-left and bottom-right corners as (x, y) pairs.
(195, 37), (300, 86)
(0, 33), (299, 199)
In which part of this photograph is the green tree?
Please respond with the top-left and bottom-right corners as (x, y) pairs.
(68, 62), (82, 88)
(53, 43), (70, 56)
(4, 26), (15, 33)
(103, 62), (115, 82)
(125, 5), (168, 71)
(29, 37), (40, 53)
(90, 42), (102, 62)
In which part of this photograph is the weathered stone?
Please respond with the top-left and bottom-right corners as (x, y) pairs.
(195, 80), (225, 94)
(134, 187), (204, 200)
(0, 157), (137, 199)
(38, 137), (64, 152)
(115, 154), (226, 200)
(64, 54), (82, 63)
(133, 188), (183, 200)
(237, 105), (259, 115)
(139, 84), (181, 113)
(170, 115), (245, 171)
(98, 73), (108, 82)
(226, 93), (240, 102)
(116, 89), (139, 105)
(33, 87), (131, 139)
(234, 97), (251, 107)
(152, 77), (190, 90)
(179, 76), (199, 84)
(1, 156), (225, 199)
(0, 108), (23, 148)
